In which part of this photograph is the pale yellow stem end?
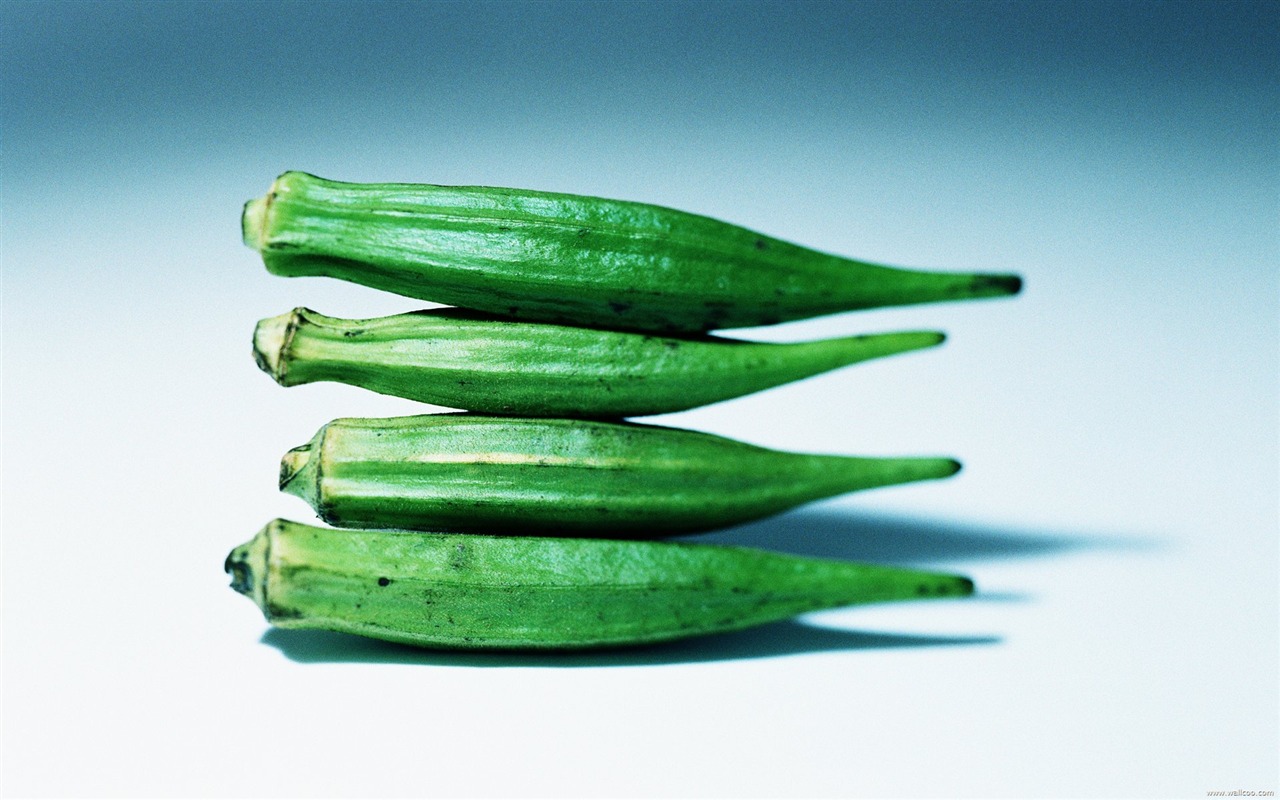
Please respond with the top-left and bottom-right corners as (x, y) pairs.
(252, 310), (298, 382)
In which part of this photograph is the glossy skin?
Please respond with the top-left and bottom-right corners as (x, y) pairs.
(225, 519), (974, 649)
(280, 414), (961, 536)
(243, 172), (1021, 333)
(253, 306), (945, 418)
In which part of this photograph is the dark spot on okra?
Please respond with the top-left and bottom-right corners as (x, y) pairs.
(265, 602), (303, 620)
(449, 544), (469, 570)
(577, 227), (590, 237)
(609, 301), (632, 315)
(378, 577), (392, 587)
(754, 238), (767, 250)
(663, 339), (679, 350)
(342, 328), (366, 338)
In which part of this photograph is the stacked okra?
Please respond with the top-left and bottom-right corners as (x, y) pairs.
(226, 171), (1020, 650)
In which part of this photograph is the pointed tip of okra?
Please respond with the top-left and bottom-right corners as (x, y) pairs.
(917, 456), (963, 484)
(906, 571), (976, 600)
(841, 455), (961, 493)
(957, 271), (1023, 300)
(895, 268), (1023, 309)
(252, 309), (302, 383)
(905, 568), (975, 600)
(847, 329), (947, 359)
(964, 272), (1022, 298)
(929, 573), (976, 598)
(988, 273), (1024, 297)
(898, 456), (962, 481)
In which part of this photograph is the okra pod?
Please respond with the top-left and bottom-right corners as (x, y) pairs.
(226, 519), (975, 649)
(243, 172), (1021, 333)
(280, 414), (961, 536)
(253, 306), (945, 418)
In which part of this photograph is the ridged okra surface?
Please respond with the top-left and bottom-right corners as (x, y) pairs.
(253, 307), (946, 418)
(280, 414), (961, 536)
(244, 172), (1021, 333)
(226, 519), (975, 649)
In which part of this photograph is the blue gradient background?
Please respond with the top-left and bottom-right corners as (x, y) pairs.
(3, 2), (1277, 797)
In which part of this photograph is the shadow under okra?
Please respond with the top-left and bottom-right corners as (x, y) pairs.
(261, 617), (1001, 667)
(691, 506), (1159, 566)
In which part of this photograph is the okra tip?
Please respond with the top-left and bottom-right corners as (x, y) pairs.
(977, 272), (1023, 297)
(868, 329), (947, 354)
(939, 575), (976, 597)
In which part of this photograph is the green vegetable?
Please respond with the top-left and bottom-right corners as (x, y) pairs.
(243, 171), (1021, 333)
(280, 414), (960, 536)
(225, 519), (974, 649)
(253, 306), (945, 418)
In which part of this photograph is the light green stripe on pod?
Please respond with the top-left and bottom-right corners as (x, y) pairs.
(253, 306), (945, 418)
(243, 171), (1021, 334)
(279, 414), (961, 536)
(225, 519), (975, 649)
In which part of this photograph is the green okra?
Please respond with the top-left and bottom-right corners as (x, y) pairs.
(243, 171), (1021, 333)
(253, 306), (945, 418)
(280, 414), (961, 536)
(226, 518), (975, 649)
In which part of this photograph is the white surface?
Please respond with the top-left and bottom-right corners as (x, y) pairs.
(3, 3), (1277, 798)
